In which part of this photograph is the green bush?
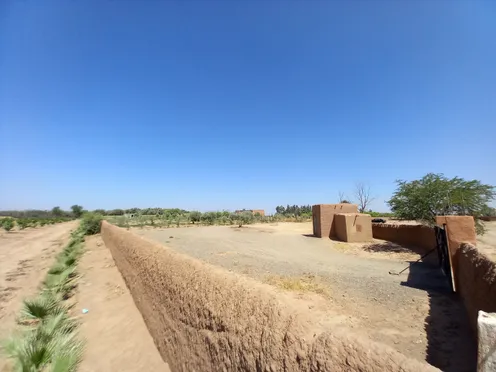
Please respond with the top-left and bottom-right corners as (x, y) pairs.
(78, 213), (103, 236)
(201, 212), (217, 225)
(361, 210), (396, 218)
(234, 212), (254, 227)
(17, 218), (29, 230)
(189, 211), (202, 224)
(2, 218), (15, 232)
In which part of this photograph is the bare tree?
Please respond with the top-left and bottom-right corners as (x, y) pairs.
(354, 182), (375, 212)
(338, 191), (351, 204)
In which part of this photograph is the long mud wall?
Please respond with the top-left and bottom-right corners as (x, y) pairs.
(456, 243), (496, 332)
(101, 222), (438, 372)
(372, 223), (437, 258)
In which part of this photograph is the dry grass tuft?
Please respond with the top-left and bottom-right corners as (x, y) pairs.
(264, 274), (330, 298)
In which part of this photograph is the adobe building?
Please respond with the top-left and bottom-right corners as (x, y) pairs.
(335, 213), (373, 242)
(312, 204), (358, 238)
(313, 204), (373, 242)
(235, 209), (265, 216)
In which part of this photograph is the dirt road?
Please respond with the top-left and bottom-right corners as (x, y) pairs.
(0, 221), (78, 371)
(77, 235), (170, 372)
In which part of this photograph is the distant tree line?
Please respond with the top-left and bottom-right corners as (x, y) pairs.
(101, 208), (188, 216)
(275, 205), (312, 217)
(0, 205), (85, 219)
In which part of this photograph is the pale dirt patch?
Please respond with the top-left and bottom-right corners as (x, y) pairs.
(264, 274), (330, 298)
(77, 235), (169, 372)
(476, 221), (496, 261)
(0, 221), (78, 371)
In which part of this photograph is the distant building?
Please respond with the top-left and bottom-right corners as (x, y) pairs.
(234, 209), (265, 216)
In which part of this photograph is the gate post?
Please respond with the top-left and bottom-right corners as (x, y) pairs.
(435, 216), (477, 292)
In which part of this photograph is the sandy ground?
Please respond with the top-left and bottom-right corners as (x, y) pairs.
(135, 222), (477, 372)
(476, 221), (496, 260)
(0, 221), (78, 371)
(0, 224), (168, 372)
(77, 235), (169, 372)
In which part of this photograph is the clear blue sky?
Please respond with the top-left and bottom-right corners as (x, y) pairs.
(1, 1), (495, 213)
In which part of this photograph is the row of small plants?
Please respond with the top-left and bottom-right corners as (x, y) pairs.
(1, 217), (72, 232)
(3, 213), (103, 372)
(108, 211), (311, 229)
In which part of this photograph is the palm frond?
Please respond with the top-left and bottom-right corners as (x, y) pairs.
(20, 297), (64, 322)
(49, 335), (84, 372)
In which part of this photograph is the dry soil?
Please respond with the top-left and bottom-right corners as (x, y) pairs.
(0, 223), (169, 372)
(0, 222), (78, 371)
(476, 221), (496, 261)
(135, 222), (478, 372)
(77, 235), (170, 372)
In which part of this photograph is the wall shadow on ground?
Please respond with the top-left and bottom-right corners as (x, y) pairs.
(301, 233), (319, 238)
(364, 241), (439, 265)
(364, 241), (421, 255)
(401, 262), (476, 372)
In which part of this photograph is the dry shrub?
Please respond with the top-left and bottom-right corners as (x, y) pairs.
(264, 274), (330, 298)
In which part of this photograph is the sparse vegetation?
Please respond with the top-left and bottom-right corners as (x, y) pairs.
(363, 211), (396, 218)
(0, 217), (71, 232)
(2, 218), (15, 232)
(264, 274), (330, 298)
(78, 213), (103, 236)
(275, 205), (312, 218)
(71, 205), (84, 218)
(1, 218), (99, 372)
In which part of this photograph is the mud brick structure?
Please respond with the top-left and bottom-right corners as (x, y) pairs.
(436, 216), (477, 291)
(335, 213), (373, 242)
(235, 209), (265, 216)
(312, 204), (358, 238)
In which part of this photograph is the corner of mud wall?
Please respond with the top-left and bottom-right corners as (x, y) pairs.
(436, 216), (477, 292)
(100, 221), (439, 372)
(312, 205), (321, 237)
(455, 243), (496, 334)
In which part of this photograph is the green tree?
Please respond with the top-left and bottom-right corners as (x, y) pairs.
(107, 209), (124, 216)
(388, 173), (495, 234)
(189, 211), (202, 224)
(51, 207), (63, 217)
(201, 212), (216, 225)
(235, 211), (254, 227)
(71, 205), (84, 218)
(2, 218), (15, 231)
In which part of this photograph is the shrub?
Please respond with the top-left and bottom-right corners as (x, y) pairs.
(2, 218), (15, 232)
(234, 212), (254, 227)
(189, 211), (202, 224)
(201, 212), (217, 225)
(78, 213), (103, 236)
(70, 205), (84, 218)
(17, 219), (29, 230)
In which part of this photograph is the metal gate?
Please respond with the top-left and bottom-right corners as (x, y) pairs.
(434, 225), (454, 293)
